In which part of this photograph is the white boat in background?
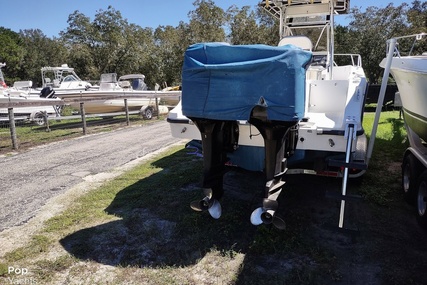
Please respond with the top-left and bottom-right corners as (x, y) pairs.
(168, 0), (369, 230)
(35, 64), (94, 96)
(0, 94), (61, 125)
(0, 63), (61, 124)
(379, 33), (427, 229)
(57, 73), (181, 118)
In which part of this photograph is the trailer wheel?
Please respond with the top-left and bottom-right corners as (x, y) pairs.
(416, 170), (427, 230)
(402, 153), (421, 204)
(141, 106), (153, 120)
(31, 112), (46, 126)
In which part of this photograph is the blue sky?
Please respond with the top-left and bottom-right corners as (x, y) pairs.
(1, 0), (406, 38)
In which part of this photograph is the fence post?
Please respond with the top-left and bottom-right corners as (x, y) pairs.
(155, 97), (159, 119)
(8, 108), (18, 150)
(124, 98), (130, 126)
(80, 102), (87, 135)
(43, 111), (50, 132)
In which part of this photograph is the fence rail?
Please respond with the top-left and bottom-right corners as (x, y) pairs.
(0, 92), (181, 108)
(0, 93), (180, 150)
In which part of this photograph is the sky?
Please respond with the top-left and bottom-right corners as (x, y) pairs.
(1, 0), (407, 38)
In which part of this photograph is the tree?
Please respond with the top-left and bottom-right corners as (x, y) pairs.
(407, 0), (427, 32)
(60, 10), (101, 80)
(122, 24), (157, 86)
(347, 3), (410, 83)
(152, 23), (191, 87)
(0, 28), (25, 84)
(0, 28), (67, 86)
(227, 5), (272, 45)
(19, 29), (69, 86)
(89, 7), (134, 75)
(253, 5), (281, 46)
(227, 5), (257, 44)
(406, 0), (427, 55)
(60, 6), (156, 81)
(188, 0), (226, 43)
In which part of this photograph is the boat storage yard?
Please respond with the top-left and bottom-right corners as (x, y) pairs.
(1, 0), (426, 232)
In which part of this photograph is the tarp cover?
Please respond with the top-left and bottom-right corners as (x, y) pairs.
(182, 43), (312, 121)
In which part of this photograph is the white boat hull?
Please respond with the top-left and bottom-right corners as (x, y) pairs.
(69, 98), (155, 114)
(381, 56), (427, 142)
(56, 90), (181, 114)
(54, 90), (181, 99)
(0, 95), (60, 115)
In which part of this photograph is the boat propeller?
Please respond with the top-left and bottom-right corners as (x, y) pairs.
(190, 188), (222, 219)
(250, 199), (286, 230)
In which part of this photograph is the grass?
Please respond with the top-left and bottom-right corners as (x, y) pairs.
(1, 110), (424, 285)
(3, 235), (51, 262)
(361, 110), (408, 205)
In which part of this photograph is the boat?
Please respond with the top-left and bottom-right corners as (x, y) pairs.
(379, 33), (427, 229)
(379, 33), (427, 142)
(34, 64), (94, 95)
(167, 0), (369, 229)
(0, 94), (62, 125)
(56, 73), (181, 117)
(0, 63), (61, 125)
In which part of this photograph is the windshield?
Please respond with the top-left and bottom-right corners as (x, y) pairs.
(62, 75), (78, 82)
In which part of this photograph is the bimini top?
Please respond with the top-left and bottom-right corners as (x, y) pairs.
(182, 42), (312, 121)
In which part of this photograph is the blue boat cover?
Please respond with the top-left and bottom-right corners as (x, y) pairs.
(182, 43), (312, 121)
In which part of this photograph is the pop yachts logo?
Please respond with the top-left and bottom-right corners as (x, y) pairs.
(7, 267), (37, 284)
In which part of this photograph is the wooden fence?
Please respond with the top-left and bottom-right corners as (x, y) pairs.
(0, 93), (181, 150)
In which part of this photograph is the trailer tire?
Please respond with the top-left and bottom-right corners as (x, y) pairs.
(31, 112), (46, 126)
(141, 106), (153, 120)
(402, 153), (421, 205)
(416, 170), (427, 230)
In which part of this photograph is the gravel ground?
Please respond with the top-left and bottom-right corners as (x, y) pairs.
(0, 120), (183, 232)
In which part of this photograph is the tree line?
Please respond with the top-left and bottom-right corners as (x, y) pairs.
(0, 0), (425, 89)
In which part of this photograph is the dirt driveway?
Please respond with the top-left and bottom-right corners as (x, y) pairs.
(0, 120), (183, 231)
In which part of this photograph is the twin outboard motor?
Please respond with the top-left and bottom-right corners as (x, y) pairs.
(182, 43), (312, 229)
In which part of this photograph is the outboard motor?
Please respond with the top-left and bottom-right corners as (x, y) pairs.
(40, 86), (56, 98)
(181, 43), (312, 229)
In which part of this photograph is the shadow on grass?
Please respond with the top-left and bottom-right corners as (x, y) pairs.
(58, 145), (363, 283)
(59, 149), (262, 263)
(59, 121), (427, 284)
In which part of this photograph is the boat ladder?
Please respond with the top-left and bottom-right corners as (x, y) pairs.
(326, 123), (366, 236)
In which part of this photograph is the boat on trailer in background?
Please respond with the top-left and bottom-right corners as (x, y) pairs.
(54, 73), (180, 118)
(0, 63), (61, 125)
(168, 0), (372, 230)
(35, 64), (94, 96)
(379, 33), (427, 229)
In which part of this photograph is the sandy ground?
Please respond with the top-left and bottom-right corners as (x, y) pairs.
(0, 140), (186, 256)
